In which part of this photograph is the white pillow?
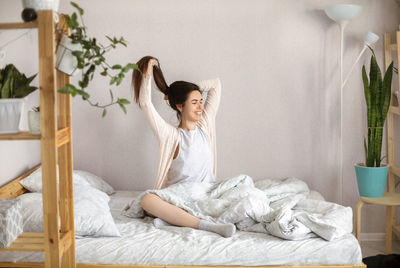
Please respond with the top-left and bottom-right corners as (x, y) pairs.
(73, 170), (115, 195)
(17, 186), (120, 237)
(19, 167), (115, 195)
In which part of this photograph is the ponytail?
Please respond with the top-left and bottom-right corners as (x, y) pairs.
(132, 56), (201, 122)
(132, 56), (169, 106)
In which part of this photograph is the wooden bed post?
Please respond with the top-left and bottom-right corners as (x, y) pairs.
(384, 32), (395, 254)
(56, 14), (77, 268)
(38, 10), (76, 268)
(38, 10), (61, 268)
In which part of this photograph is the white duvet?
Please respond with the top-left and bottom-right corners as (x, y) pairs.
(124, 174), (353, 241)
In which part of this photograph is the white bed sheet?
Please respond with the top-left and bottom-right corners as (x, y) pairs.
(0, 190), (362, 266)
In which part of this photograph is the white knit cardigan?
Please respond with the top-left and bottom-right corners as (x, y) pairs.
(139, 74), (221, 189)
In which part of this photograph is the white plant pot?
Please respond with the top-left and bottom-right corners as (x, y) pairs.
(0, 98), (26, 134)
(55, 35), (82, 76)
(22, 0), (60, 11)
(28, 111), (40, 134)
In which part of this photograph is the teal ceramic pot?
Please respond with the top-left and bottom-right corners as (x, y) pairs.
(354, 164), (389, 198)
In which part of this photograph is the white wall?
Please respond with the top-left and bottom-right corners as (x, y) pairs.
(1, 0), (399, 233)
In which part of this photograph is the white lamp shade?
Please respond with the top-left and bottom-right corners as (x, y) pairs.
(324, 4), (362, 23)
(364, 31), (379, 46)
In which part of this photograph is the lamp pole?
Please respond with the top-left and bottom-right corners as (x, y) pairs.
(324, 4), (362, 204)
(339, 21), (347, 205)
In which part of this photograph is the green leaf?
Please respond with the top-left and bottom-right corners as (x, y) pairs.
(79, 74), (89, 89)
(102, 109), (107, 118)
(112, 64), (122, 70)
(117, 98), (130, 105)
(75, 89), (90, 100)
(72, 50), (83, 57)
(364, 137), (368, 164)
(381, 61), (393, 122)
(71, 1), (84, 15)
(115, 73), (125, 86)
(0, 64), (37, 98)
(100, 68), (108, 76)
(118, 103), (127, 114)
(117, 37), (127, 47)
(122, 63), (139, 73)
(116, 77), (123, 86)
(110, 76), (118, 85)
(65, 14), (78, 29)
(105, 35), (114, 43)
(58, 84), (78, 97)
(71, 13), (78, 27)
(109, 89), (114, 101)
(94, 59), (103, 65)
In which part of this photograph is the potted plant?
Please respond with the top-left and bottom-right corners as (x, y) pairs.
(0, 64), (37, 134)
(57, 2), (140, 117)
(28, 106), (40, 134)
(355, 49), (394, 198)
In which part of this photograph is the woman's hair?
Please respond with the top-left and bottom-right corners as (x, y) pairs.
(132, 56), (201, 121)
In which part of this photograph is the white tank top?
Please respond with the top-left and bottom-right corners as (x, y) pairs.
(167, 126), (215, 186)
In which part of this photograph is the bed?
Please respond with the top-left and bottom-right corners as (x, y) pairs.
(0, 167), (365, 268)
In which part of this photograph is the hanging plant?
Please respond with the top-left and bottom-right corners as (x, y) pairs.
(58, 2), (140, 117)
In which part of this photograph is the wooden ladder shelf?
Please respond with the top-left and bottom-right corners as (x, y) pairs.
(0, 11), (76, 268)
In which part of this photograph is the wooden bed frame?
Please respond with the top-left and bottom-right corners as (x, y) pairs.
(0, 165), (368, 268)
(0, 9), (367, 268)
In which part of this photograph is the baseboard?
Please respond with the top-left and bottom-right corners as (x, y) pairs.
(360, 233), (386, 241)
(360, 232), (400, 241)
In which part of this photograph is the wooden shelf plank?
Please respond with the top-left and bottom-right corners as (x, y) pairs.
(0, 21), (38, 29)
(389, 105), (400, 115)
(56, 127), (71, 148)
(361, 192), (400, 206)
(59, 230), (73, 257)
(0, 165), (39, 198)
(0, 131), (40, 140)
(0, 263), (43, 267)
(393, 225), (400, 238)
(0, 232), (44, 252)
(0, 231), (72, 253)
(390, 165), (400, 178)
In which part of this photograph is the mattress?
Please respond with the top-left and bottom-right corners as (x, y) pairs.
(0, 191), (362, 266)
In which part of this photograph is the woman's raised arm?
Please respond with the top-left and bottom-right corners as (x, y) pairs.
(134, 59), (173, 143)
(198, 78), (221, 120)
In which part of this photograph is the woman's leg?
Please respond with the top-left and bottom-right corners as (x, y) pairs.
(141, 193), (200, 229)
(141, 193), (236, 237)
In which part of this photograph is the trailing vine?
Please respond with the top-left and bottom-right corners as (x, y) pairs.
(58, 2), (140, 117)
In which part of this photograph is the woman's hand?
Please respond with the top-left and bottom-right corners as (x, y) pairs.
(145, 59), (158, 76)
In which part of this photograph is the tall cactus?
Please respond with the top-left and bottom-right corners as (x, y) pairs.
(362, 51), (393, 167)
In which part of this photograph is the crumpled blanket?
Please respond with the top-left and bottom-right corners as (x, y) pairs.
(123, 174), (353, 241)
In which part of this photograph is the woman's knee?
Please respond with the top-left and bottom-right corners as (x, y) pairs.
(140, 193), (160, 210)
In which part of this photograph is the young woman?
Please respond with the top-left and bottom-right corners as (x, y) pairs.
(132, 56), (235, 237)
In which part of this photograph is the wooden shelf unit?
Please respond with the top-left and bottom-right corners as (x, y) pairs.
(0, 11), (76, 268)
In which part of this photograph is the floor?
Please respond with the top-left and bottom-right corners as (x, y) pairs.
(360, 240), (400, 258)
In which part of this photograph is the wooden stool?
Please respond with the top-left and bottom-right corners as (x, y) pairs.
(356, 193), (400, 253)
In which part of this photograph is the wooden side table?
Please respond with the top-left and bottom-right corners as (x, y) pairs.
(355, 192), (400, 253)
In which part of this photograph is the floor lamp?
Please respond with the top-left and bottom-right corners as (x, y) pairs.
(324, 4), (368, 204)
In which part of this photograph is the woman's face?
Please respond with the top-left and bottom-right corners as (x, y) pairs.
(178, 90), (204, 122)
